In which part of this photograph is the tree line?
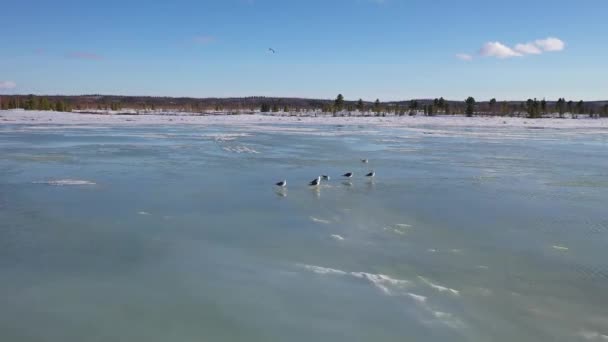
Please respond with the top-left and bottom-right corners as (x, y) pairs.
(0, 95), (75, 112)
(1, 94), (607, 118)
(282, 95), (607, 118)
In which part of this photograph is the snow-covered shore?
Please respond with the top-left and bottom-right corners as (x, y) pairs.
(1, 109), (607, 130)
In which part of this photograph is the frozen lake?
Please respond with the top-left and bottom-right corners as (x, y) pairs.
(1, 112), (608, 341)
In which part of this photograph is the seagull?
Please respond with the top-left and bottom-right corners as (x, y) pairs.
(366, 171), (375, 178)
(268, 48), (276, 54)
(322, 175), (331, 181)
(309, 176), (321, 187)
(361, 159), (369, 164)
(343, 172), (354, 178)
(275, 180), (287, 188)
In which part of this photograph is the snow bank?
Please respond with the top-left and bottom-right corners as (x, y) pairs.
(1, 110), (607, 130)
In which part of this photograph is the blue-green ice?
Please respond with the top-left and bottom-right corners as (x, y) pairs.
(1, 117), (607, 341)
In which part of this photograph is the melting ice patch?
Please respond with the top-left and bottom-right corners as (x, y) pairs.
(407, 293), (427, 303)
(299, 264), (410, 295)
(204, 133), (252, 142)
(427, 311), (466, 329)
(300, 265), (347, 276)
(418, 276), (460, 296)
(384, 223), (412, 235)
(310, 217), (331, 224)
(34, 179), (96, 186)
(579, 331), (608, 341)
(299, 264), (465, 330)
(209, 132), (260, 154)
(222, 145), (260, 154)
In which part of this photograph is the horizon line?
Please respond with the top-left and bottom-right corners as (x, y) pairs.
(1, 93), (607, 103)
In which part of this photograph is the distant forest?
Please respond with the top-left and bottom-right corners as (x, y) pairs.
(1, 94), (607, 118)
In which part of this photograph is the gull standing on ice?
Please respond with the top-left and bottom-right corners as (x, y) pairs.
(309, 176), (321, 187)
(343, 172), (354, 178)
(366, 171), (375, 178)
(275, 180), (287, 188)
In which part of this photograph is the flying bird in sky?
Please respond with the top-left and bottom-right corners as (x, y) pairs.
(268, 48), (276, 54)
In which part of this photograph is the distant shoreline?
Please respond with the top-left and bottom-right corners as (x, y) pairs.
(1, 109), (607, 130)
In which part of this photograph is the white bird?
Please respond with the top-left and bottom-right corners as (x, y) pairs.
(309, 176), (321, 186)
(343, 172), (354, 178)
(366, 171), (375, 178)
(322, 175), (331, 181)
(275, 180), (287, 187)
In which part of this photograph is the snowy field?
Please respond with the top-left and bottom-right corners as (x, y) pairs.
(1, 109), (607, 130)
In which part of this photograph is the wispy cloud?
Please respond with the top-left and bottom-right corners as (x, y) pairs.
(479, 41), (522, 59)
(455, 53), (473, 61)
(66, 51), (103, 60)
(514, 42), (542, 55)
(535, 37), (565, 52)
(0, 81), (17, 89)
(462, 37), (565, 60)
(193, 35), (215, 45)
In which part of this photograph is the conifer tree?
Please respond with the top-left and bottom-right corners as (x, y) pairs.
(409, 100), (418, 115)
(373, 99), (381, 116)
(541, 98), (547, 114)
(334, 94), (345, 112)
(40, 97), (50, 110)
(438, 97), (445, 110)
(55, 101), (65, 112)
(465, 97), (475, 117)
(576, 100), (584, 114)
(356, 99), (364, 113)
(489, 98), (497, 114)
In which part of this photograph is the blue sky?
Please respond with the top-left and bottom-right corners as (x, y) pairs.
(1, 0), (607, 101)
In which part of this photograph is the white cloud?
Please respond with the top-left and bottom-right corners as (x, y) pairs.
(535, 37), (565, 52)
(514, 42), (542, 55)
(472, 37), (565, 60)
(0, 81), (16, 89)
(479, 41), (522, 59)
(455, 53), (473, 61)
